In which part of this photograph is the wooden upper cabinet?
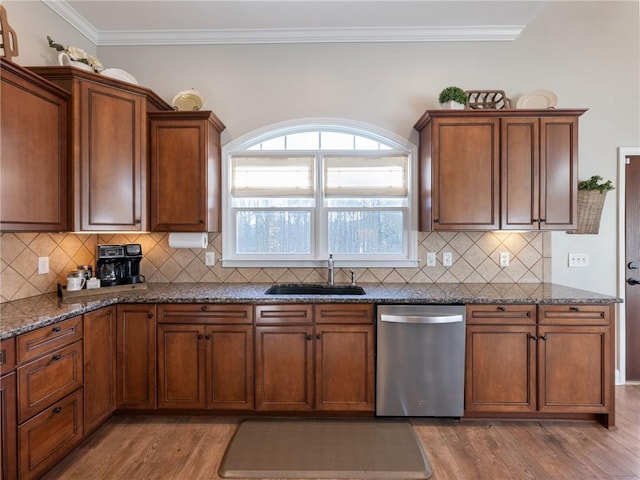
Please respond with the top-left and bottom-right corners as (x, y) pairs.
(414, 109), (585, 231)
(501, 116), (579, 230)
(149, 111), (225, 232)
(1, 59), (69, 232)
(27, 66), (171, 232)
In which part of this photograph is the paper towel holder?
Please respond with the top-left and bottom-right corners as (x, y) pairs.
(168, 232), (208, 249)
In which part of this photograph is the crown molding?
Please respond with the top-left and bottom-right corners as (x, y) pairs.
(96, 25), (523, 45)
(43, 0), (523, 46)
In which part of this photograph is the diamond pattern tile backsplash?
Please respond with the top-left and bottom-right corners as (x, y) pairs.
(0, 231), (550, 303)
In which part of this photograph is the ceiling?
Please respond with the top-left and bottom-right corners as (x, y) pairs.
(43, 0), (549, 45)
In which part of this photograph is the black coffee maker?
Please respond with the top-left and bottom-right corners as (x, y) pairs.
(96, 244), (144, 287)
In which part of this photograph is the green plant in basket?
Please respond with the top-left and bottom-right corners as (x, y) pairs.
(438, 86), (468, 105)
(578, 175), (614, 193)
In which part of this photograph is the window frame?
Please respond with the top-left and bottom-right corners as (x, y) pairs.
(221, 118), (418, 268)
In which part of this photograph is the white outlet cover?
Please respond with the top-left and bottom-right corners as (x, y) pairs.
(426, 252), (436, 267)
(37, 257), (49, 274)
(443, 252), (453, 267)
(205, 251), (216, 266)
(500, 252), (510, 267)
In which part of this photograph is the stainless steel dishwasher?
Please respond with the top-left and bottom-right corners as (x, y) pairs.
(376, 304), (466, 417)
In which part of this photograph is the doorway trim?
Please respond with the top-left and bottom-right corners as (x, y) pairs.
(617, 147), (640, 384)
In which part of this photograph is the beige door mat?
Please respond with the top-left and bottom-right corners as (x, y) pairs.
(218, 418), (432, 479)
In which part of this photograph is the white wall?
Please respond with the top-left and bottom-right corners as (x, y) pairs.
(4, 1), (639, 296)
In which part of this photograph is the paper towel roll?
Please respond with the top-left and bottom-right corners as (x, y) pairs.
(168, 232), (208, 249)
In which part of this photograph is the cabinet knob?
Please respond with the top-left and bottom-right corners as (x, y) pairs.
(52, 354), (62, 361)
(497, 306), (506, 312)
(316, 334), (321, 340)
(199, 219), (204, 224)
(198, 334), (204, 340)
(569, 306), (579, 312)
(52, 326), (61, 333)
(53, 407), (62, 414)
(134, 219), (141, 224)
(306, 335), (313, 341)
(205, 334), (211, 340)
(201, 305), (207, 312)
(530, 335), (538, 341)
(147, 313), (154, 319)
(540, 335), (548, 341)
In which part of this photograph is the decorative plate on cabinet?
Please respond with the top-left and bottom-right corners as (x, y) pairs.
(101, 68), (139, 85)
(171, 89), (204, 111)
(516, 89), (557, 109)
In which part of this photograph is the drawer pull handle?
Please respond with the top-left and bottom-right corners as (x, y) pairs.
(53, 407), (62, 414)
(497, 306), (506, 312)
(570, 306), (579, 312)
(52, 326), (61, 333)
(52, 354), (62, 361)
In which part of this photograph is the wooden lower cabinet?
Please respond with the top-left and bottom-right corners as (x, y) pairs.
(255, 304), (374, 412)
(18, 389), (83, 480)
(255, 325), (314, 411)
(0, 372), (17, 480)
(465, 304), (614, 426)
(116, 304), (157, 410)
(84, 306), (117, 434)
(157, 304), (254, 410)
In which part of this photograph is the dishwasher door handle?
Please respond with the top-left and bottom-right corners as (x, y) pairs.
(380, 313), (464, 324)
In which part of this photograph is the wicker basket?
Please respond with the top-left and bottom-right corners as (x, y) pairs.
(568, 189), (608, 234)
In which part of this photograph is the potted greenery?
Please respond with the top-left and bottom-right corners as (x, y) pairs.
(568, 175), (614, 234)
(438, 86), (468, 109)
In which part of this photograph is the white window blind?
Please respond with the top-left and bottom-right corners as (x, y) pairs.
(324, 156), (408, 197)
(231, 156), (314, 197)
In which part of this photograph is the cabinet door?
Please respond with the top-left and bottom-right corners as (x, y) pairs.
(0, 58), (69, 232)
(205, 325), (253, 409)
(79, 81), (146, 231)
(315, 324), (374, 411)
(150, 112), (223, 232)
(501, 117), (540, 229)
(157, 324), (206, 409)
(255, 326), (314, 411)
(465, 324), (537, 413)
(539, 116), (578, 229)
(18, 389), (83, 480)
(538, 325), (610, 413)
(0, 372), (17, 480)
(83, 306), (116, 434)
(431, 117), (500, 230)
(116, 304), (157, 409)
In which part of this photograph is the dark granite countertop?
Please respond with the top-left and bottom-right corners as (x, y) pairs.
(0, 282), (621, 339)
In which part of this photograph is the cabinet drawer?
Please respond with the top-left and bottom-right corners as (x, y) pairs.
(0, 336), (16, 372)
(158, 304), (253, 324)
(255, 305), (313, 325)
(315, 304), (374, 324)
(18, 389), (83, 480)
(17, 340), (83, 422)
(17, 316), (82, 364)
(538, 305), (610, 325)
(466, 304), (536, 324)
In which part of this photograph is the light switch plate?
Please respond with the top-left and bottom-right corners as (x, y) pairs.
(205, 251), (216, 266)
(426, 252), (436, 267)
(442, 252), (453, 267)
(37, 257), (49, 274)
(568, 253), (589, 267)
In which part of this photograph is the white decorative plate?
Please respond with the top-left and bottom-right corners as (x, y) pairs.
(101, 68), (139, 85)
(172, 89), (204, 111)
(516, 89), (558, 109)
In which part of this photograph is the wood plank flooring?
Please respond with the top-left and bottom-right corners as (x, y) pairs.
(42, 385), (640, 480)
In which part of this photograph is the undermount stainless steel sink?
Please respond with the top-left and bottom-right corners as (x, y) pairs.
(265, 284), (366, 295)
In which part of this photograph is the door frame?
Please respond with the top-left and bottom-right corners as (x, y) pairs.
(617, 147), (640, 384)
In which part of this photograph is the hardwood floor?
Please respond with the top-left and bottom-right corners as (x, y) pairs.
(43, 385), (640, 480)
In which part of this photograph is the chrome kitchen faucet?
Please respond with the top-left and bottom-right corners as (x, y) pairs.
(328, 254), (335, 285)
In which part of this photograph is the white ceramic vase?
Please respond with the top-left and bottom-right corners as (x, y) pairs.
(440, 101), (466, 110)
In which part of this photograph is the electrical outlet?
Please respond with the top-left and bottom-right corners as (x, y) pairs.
(205, 251), (216, 266)
(426, 252), (436, 267)
(37, 257), (49, 274)
(568, 253), (589, 267)
(442, 252), (453, 267)
(500, 252), (510, 267)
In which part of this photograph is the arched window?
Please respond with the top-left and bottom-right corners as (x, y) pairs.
(222, 119), (418, 267)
